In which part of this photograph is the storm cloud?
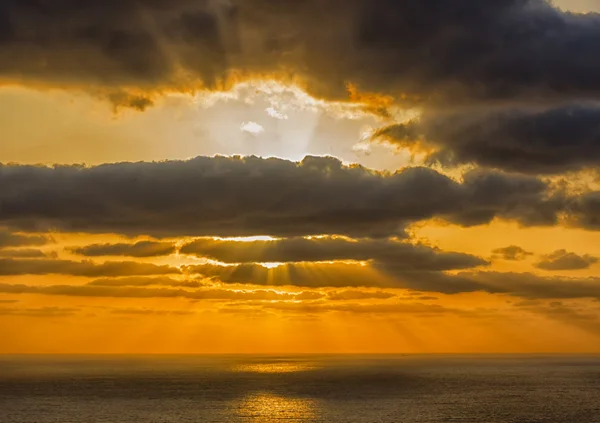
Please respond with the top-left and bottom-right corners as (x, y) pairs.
(3, 0), (600, 107)
(372, 104), (600, 174)
(0, 156), (566, 238)
(180, 237), (488, 269)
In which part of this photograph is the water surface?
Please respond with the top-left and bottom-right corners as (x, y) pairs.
(1, 355), (599, 422)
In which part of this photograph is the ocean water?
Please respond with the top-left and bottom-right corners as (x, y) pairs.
(0, 355), (599, 423)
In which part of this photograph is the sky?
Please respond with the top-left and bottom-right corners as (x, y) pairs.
(1, 0), (600, 354)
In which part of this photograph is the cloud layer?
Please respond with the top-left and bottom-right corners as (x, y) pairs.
(0, 258), (178, 277)
(3, 0), (600, 106)
(70, 241), (177, 257)
(180, 237), (488, 269)
(0, 156), (570, 238)
(535, 250), (599, 271)
(372, 105), (600, 174)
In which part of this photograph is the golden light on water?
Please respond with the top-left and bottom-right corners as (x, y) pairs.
(237, 392), (319, 421)
(232, 361), (318, 374)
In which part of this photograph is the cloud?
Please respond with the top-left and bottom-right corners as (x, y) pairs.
(0, 282), (324, 301)
(565, 191), (600, 231)
(453, 272), (600, 300)
(185, 262), (382, 288)
(3, 0), (600, 108)
(515, 301), (600, 337)
(535, 249), (599, 270)
(0, 258), (179, 277)
(492, 246), (534, 261)
(70, 241), (177, 257)
(372, 105), (600, 174)
(0, 248), (50, 258)
(0, 156), (565, 238)
(180, 237), (488, 270)
(0, 229), (52, 248)
(250, 301), (464, 316)
(186, 260), (488, 289)
(0, 283), (324, 301)
(0, 0), (231, 99)
(0, 306), (79, 317)
(186, 260), (600, 300)
(88, 276), (203, 288)
(2, 268), (600, 302)
(240, 121), (265, 135)
(326, 290), (396, 301)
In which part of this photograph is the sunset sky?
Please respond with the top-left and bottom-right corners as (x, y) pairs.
(1, 0), (600, 354)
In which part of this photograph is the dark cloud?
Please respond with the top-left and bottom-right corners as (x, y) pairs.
(372, 104), (600, 174)
(2, 267), (600, 302)
(565, 191), (600, 231)
(535, 249), (599, 270)
(0, 248), (49, 258)
(2, 0), (600, 107)
(343, 0), (600, 104)
(0, 0), (229, 89)
(492, 245), (534, 261)
(454, 271), (600, 300)
(185, 262), (382, 288)
(70, 241), (177, 257)
(0, 258), (179, 277)
(180, 237), (488, 270)
(0, 229), (52, 248)
(0, 156), (564, 238)
(390, 271), (600, 300)
(0, 282), (323, 301)
(185, 254), (487, 289)
(88, 276), (203, 288)
(186, 260), (600, 300)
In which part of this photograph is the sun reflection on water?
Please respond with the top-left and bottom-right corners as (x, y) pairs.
(232, 362), (318, 374)
(237, 392), (319, 422)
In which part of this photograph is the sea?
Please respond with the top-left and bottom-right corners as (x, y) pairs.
(0, 355), (599, 423)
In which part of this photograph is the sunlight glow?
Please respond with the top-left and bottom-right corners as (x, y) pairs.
(260, 262), (285, 269)
(213, 236), (279, 242)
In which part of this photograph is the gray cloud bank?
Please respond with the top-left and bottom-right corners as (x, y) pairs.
(2, 0), (600, 106)
(0, 156), (575, 238)
(373, 104), (600, 174)
(180, 237), (488, 269)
